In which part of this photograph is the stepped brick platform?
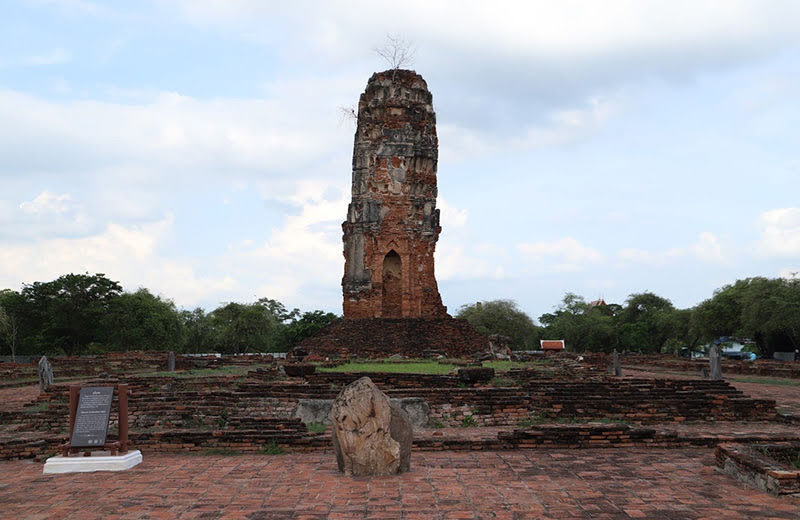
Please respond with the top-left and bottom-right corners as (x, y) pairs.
(294, 317), (489, 359)
(130, 417), (318, 453)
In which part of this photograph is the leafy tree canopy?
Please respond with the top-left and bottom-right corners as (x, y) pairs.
(456, 299), (541, 349)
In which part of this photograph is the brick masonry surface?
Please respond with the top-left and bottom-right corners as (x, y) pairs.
(295, 316), (489, 359)
(1, 449), (799, 519)
(342, 70), (447, 320)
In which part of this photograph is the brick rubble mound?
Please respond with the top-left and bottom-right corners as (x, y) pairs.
(294, 317), (489, 359)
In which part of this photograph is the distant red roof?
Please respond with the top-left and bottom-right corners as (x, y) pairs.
(588, 299), (607, 307)
(540, 340), (565, 350)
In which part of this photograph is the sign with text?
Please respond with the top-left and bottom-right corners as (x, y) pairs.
(70, 386), (114, 448)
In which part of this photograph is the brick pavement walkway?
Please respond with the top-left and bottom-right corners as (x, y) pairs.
(1, 449), (799, 519)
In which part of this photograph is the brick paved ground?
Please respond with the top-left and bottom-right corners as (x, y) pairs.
(2, 449), (799, 519)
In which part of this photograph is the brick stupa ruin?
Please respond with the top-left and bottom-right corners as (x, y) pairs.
(295, 69), (488, 359)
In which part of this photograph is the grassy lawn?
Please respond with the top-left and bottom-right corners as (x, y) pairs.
(140, 365), (271, 378)
(318, 361), (458, 374)
(483, 360), (543, 371)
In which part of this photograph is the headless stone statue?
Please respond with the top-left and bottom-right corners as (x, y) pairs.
(38, 356), (53, 392)
(709, 345), (723, 380)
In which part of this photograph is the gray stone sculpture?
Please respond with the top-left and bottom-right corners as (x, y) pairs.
(330, 376), (412, 476)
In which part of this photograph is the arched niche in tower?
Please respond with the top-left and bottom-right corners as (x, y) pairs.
(381, 250), (402, 318)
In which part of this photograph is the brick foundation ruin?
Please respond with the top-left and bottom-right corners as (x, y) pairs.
(2, 351), (787, 460)
(297, 69), (487, 358)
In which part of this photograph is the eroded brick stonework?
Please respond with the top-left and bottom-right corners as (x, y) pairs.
(342, 69), (447, 319)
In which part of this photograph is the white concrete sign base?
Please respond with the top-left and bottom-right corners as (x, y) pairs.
(43, 450), (142, 474)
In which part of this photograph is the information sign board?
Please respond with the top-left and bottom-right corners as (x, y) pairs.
(70, 386), (114, 448)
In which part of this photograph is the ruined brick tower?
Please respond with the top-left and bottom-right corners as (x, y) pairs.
(342, 69), (448, 319)
(294, 70), (488, 359)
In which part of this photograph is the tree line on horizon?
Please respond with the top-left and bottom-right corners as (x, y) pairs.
(456, 276), (800, 358)
(0, 273), (798, 359)
(0, 273), (337, 359)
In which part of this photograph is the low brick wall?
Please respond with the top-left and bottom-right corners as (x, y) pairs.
(716, 442), (800, 496)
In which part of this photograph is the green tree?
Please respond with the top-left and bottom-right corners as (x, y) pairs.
(19, 273), (123, 355)
(0, 293), (20, 361)
(181, 308), (215, 353)
(283, 310), (339, 350)
(104, 289), (183, 351)
(256, 297), (300, 324)
(692, 277), (800, 357)
(456, 299), (541, 349)
(740, 277), (800, 356)
(209, 302), (279, 354)
(692, 280), (749, 341)
(615, 292), (678, 353)
(539, 293), (615, 352)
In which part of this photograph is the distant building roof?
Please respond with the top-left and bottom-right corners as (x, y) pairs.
(588, 299), (607, 307)
(540, 339), (565, 350)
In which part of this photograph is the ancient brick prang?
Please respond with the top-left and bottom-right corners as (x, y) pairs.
(342, 69), (447, 319)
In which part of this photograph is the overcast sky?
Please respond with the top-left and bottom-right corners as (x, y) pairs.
(1, 0), (799, 320)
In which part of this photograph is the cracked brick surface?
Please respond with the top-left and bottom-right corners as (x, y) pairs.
(2, 449), (799, 519)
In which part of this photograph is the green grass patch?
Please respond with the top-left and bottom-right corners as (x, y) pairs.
(306, 422), (327, 433)
(23, 402), (50, 414)
(318, 361), (457, 374)
(483, 360), (532, 371)
(460, 416), (478, 427)
(489, 377), (517, 387)
(202, 448), (241, 456)
(260, 441), (286, 455)
(757, 446), (800, 469)
(141, 364), (271, 379)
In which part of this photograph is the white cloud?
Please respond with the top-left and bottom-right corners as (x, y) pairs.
(517, 237), (603, 272)
(440, 96), (620, 158)
(218, 180), (348, 308)
(18, 191), (73, 215)
(437, 198), (468, 228)
(435, 244), (505, 281)
(780, 268), (800, 280)
(691, 232), (726, 263)
(0, 83), (350, 178)
(512, 97), (619, 148)
(617, 247), (684, 266)
(5, 191), (92, 239)
(0, 214), (237, 305)
(617, 232), (727, 266)
(758, 207), (800, 257)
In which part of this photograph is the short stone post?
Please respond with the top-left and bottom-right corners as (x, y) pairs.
(709, 345), (723, 380)
(38, 356), (54, 392)
(167, 351), (175, 372)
